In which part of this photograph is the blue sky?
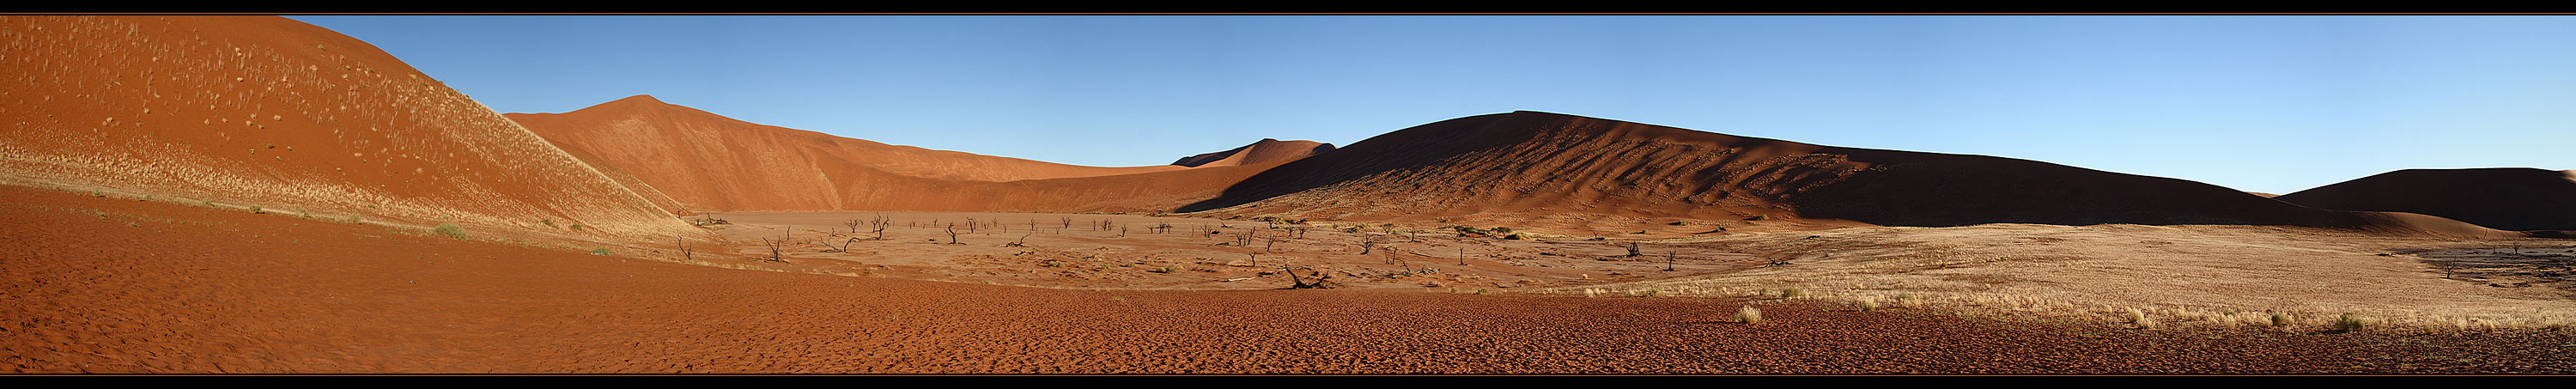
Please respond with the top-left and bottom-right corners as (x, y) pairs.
(287, 15), (2576, 194)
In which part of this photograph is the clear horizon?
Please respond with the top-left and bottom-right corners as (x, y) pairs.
(287, 15), (2576, 195)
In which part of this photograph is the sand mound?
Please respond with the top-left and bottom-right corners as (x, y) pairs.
(1178, 111), (2530, 238)
(1170, 138), (1334, 167)
(512, 96), (1280, 212)
(0, 15), (705, 242)
(507, 95), (1212, 210)
(2276, 168), (2576, 232)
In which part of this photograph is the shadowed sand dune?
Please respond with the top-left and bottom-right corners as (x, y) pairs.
(1171, 138), (1334, 167)
(1179, 111), (2536, 239)
(2277, 168), (2576, 232)
(0, 15), (705, 243)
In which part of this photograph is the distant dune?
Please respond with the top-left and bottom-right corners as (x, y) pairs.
(1171, 138), (1334, 167)
(2276, 168), (2576, 232)
(0, 15), (704, 241)
(509, 96), (1275, 212)
(1178, 111), (2532, 238)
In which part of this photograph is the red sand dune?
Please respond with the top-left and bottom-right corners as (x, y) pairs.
(1177, 111), (2536, 239)
(2276, 168), (2576, 232)
(0, 15), (706, 243)
(1170, 138), (1334, 167)
(507, 95), (1210, 210)
(511, 96), (1290, 213)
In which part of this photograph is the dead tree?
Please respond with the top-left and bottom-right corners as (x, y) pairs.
(966, 217), (979, 234)
(1282, 266), (1332, 289)
(1458, 246), (1467, 265)
(1666, 248), (1678, 271)
(676, 237), (693, 261)
(1061, 217), (1072, 229)
(1625, 241), (1643, 258)
(1360, 240), (1378, 255)
(945, 226), (963, 245)
(1119, 226), (1128, 237)
(758, 237), (787, 263)
(843, 219), (862, 233)
(823, 237), (860, 252)
(999, 234), (1030, 247)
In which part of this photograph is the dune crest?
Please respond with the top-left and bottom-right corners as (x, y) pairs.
(1171, 138), (1334, 167)
(507, 95), (1215, 210)
(0, 15), (706, 242)
(1179, 111), (2531, 238)
(2276, 167), (2576, 232)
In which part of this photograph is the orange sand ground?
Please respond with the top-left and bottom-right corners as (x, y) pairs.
(9, 185), (2575, 374)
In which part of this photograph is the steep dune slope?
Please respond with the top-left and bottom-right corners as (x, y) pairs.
(2276, 168), (2576, 232)
(507, 95), (1195, 210)
(0, 15), (705, 242)
(1171, 138), (1334, 167)
(1181, 111), (2527, 238)
(511, 96), (1279, 212)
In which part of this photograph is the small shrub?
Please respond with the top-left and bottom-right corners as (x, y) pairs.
(2333, 313), (2367, 331)
(1747, 215), (1769, 221)
(1779, 287), (1805, 299)
(431, 223), (468, 240)
(2129, 308), (2157, 329)
(1736, 306), (1764, 324)
(1858, 298), (1880, 311)
(2271, 313), (2294, 327)
(1503, 233), (1526, 240)
(1668, 221), (1691, 226)
(248, 205), (264, 214)
(542, 218), (556, 228)
(589, 247), (611, 256)
(570, 224), (586, 231)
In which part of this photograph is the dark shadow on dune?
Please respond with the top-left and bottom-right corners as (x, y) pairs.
(1778, 148), (2327, 228)
(1177, 112), (1540, 213)
(2275, 167), (2576, 231)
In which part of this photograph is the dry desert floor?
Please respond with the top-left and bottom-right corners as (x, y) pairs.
(7, 185), (2576, 374)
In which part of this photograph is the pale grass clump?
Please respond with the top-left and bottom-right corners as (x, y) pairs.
(1735, 306), (1763, 324)
(2127, 307), (2157, 329)
(1857, 297), (1881, 312)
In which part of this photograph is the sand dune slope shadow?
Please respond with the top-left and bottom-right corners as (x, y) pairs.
(0, 15), (705, 242)
(1171, 138), (1335, 167)
(1181, 111), (2535, 238)
(2276, 168), (2576, 232)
